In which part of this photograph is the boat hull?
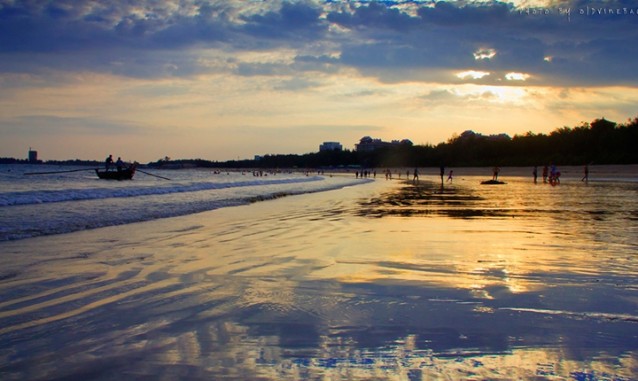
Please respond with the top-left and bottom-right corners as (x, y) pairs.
(95, 167), (135, 180)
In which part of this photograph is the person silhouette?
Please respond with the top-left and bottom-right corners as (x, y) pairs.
(116, 157), (124, 172)
(542, 165), (548, 183)
(105, 154), (114, 171)
(582, 164), (590, 182)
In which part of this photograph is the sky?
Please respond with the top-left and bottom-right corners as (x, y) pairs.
(1, 0), (638, 162)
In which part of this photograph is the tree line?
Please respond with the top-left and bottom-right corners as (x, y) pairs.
(165, 116), (637, 169)
(3, 116), (636, 168)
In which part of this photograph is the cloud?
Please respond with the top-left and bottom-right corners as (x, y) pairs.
(505, 72), (530, 81)
(417, 0), (515, 26)
(292, 54), (341, 73)
(1, 114), (146, 136)
(420, 88), (502, 106)
(273, 77), (322, 91)
(235, 61), (291, 77)
(457, 70), (491, 80)
(240, 1), (327, 40)
(328, 0), (638, 86)
(326, 1), (420, 31)
(0, 0), (637, 87)
(474, 48), (497, 60)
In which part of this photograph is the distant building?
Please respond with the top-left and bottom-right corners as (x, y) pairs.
(28, 148), (38, 163)
(319, 142), (343, 152)
(456, 130), (511, 141)
(355, 136), (413, 152)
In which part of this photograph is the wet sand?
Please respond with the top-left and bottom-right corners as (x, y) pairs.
(0, 172), (637, 380)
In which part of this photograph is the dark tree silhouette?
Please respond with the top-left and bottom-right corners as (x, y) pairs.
(7, 116), (638, 168)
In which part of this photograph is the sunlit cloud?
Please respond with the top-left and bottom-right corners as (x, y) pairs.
(505, 72), (531, 81)
(457, 70), (491, 80)
(474, 48), (496, 60)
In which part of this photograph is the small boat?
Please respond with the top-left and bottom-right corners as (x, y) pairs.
(95, 165), (136, 180)
(481, 179), (506, 185)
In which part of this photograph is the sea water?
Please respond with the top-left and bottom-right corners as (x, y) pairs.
(0, 164), (637, 380)
(0, 164), (370, 241)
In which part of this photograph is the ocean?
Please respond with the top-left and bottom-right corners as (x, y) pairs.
(0, 165), (370, 241)
(0, 164), (637, 380)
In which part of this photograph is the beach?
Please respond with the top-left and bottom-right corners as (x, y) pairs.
(1, 167), (637, 380)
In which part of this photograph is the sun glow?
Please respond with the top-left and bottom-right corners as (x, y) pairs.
(464, 85), (531, 107)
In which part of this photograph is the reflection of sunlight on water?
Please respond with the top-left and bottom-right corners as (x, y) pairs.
(350, 175), (638, 289)
(0, 172), (636, 380)
(330, 217), (556, 295)
(251, 337), (635, 380)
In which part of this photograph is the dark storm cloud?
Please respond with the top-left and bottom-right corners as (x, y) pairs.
(0, 0), (637, 86)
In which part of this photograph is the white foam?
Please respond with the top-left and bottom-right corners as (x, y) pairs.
(0, 172), (370, 241)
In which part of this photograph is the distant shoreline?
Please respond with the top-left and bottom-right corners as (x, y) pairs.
(3, 163), (636, 184)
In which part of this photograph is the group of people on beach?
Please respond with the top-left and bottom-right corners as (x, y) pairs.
(373, 163), (592, 185)
(534, 163), (589, 184)
(357, 170), (376, 178)
(532, 164), (561, 184)
(382, 166), (453, 183)
(104, 154), (126, 172)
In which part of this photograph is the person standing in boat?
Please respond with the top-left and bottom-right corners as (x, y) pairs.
(116, 157), (124, 172)
(105, 154), (114, 171)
